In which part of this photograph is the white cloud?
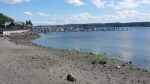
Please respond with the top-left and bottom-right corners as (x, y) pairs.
(115, 10), (138, 15)
(115, 10), (138, 19)
(65, 0), (84, 6)
(0, 0), (31, 4)
(37, 12), (49, 17)
(108, 0), (138, 10)
(91, 0), (105, 8)
(68, 13), (92, 22)
(138, 0), (150, 4)
(49, 11), (150, 25)
(65, 11), (145, 23)
(23, 12), (34, 15)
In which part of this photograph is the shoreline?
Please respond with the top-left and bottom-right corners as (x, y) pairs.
(0, 31), (150, 84)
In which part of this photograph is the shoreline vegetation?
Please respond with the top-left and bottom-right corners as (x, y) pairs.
(0, 31), (150, 84)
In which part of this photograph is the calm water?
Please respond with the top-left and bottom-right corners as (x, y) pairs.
(32, 27), (150, 69)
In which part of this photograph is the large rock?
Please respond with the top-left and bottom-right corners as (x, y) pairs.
(99, 60), (107, 65)
(67, 74), (77, 82)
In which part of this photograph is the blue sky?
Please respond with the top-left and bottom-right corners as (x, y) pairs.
(0, 0), (150, 25)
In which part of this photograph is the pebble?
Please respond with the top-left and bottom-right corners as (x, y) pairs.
(116, 66), (121, 69)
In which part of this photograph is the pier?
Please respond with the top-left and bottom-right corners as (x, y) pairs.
(31, 26), (132, 33)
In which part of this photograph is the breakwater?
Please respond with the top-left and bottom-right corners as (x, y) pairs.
(3, 30), (28, 35)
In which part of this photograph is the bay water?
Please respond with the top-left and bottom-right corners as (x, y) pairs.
(32, 27), (150, 69)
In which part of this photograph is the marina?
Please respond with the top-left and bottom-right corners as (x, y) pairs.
(32, 26), (132, 33)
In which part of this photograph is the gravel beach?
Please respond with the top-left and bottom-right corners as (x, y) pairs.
(0, 32), (150, 84)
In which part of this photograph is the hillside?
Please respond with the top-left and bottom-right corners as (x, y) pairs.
(0, 13), (14, 27)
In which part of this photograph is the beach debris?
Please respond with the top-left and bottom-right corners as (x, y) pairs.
(113, 61), (117, 64)
(99, 60), (107, 65)
(67, 74), (77, 82)
(116, 66), (121, 69)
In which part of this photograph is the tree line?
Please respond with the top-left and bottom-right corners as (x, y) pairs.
(53, 22), (150, 28)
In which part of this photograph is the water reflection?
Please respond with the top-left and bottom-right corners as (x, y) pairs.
(120, 51), (132, 62)
(117, 31), (133, 62)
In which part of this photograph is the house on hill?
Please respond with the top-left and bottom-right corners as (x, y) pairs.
(4, 22), (15, 30)
(3, 22), (25, 30)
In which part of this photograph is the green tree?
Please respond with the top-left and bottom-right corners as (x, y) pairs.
(25, 20), (33, 29)
(0, 13), (14, 28)
(29, 20), (33, 27)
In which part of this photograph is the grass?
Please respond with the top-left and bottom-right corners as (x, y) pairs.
(91, 54), (108, 60)
(83, 52), (109, 60)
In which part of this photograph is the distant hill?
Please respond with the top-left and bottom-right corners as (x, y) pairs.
(38, 22), (150, 28)
(0, 13), (14, 27)
(49, 22), (150, 28)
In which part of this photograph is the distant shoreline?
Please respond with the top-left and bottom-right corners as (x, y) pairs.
(35, 22), (150, 27)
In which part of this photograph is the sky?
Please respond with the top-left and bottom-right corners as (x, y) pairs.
(0, 0), (150, 25)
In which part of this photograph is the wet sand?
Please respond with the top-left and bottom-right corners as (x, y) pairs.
(0, 32), (150, 84)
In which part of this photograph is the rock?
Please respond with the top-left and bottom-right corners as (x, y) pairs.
(142, 70), (148, 72)
(91, 61), (97, 65)
(99, 60), (107, 65)
(84, 56), (88, 58)
(137, 67), (142, 70)
(67, 74), (77, 82)
(103, 53), (106, 54)
(129, 61), (132, 64)
(122, 64), (126, 66)
(116, 66), (121, 69)
(32, 57), (35, 59)
(89, 53), (93, 55)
